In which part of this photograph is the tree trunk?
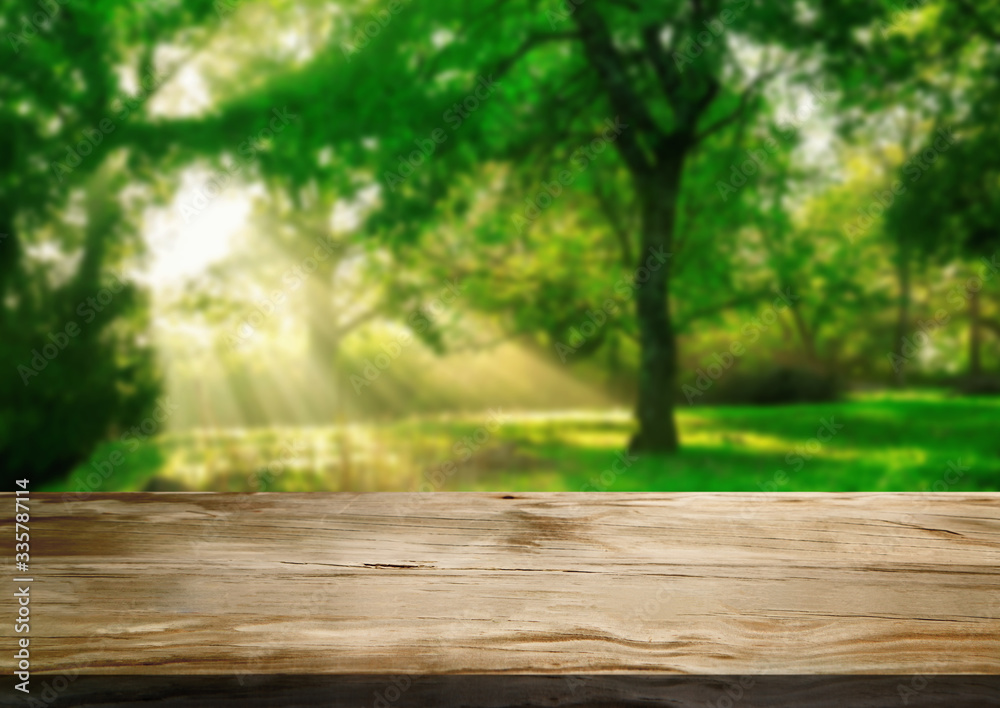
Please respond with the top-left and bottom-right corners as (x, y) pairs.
(892, 237), (911, 387)
(309, 320), (342, 370)
(788, 299), (819, 367)
(301, 255), (349, 421)
(969, 286), (983, 379)
(0, 215), (16, 331)
(306, 256), (339, 365)
(629, 165), (682, 455)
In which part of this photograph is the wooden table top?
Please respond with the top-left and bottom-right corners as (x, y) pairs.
(9, 492), (998, 677)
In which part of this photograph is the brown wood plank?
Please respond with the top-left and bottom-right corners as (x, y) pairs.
(5, 492), (999, 683)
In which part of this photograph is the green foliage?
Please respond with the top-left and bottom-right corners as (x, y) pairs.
(5, 0), (1000, 483)
(883, 1), (1000, 261)
(0, 2), (218, 485)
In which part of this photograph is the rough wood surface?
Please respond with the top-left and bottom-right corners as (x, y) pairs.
(6, 492), (1000, 680)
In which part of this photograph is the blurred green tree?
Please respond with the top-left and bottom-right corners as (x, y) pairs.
(0, 1), (217, 485)
(885, 2), (1000, 382)
(178, 0), (899, 453)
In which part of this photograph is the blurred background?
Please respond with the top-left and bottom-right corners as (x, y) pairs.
(2, 0), (999, 493)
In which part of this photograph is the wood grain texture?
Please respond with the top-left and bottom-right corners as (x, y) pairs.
(5, 492), (1000, 680)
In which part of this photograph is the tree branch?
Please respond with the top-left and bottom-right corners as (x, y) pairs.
(571, 2), (662, 176)
(694, 65), (782, 144)
(592, 179), (635, 267)
(491, 31), (581, 82)
(674, 289), (775, 330)
(335, 305), (383, 338)
(641, 24), (682, 106)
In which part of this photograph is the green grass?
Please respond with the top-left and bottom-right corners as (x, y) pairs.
(45, 392), (1000, 492)
(40, 440), (166, 494)
(460, 394), (999, 492)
